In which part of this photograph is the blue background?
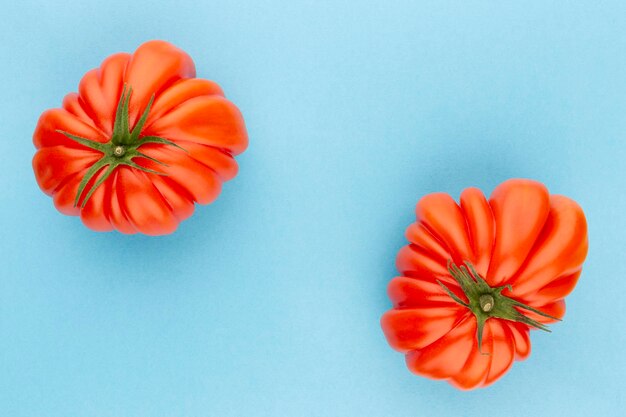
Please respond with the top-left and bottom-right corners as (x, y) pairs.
(1, 1), (625, 416)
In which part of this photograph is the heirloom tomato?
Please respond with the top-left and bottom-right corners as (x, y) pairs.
(33, 40), (248, 235)
(381, 179), (588, 389)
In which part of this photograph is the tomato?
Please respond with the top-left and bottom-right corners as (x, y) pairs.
(32, 40), (248, 235)
(380, 179), (588, 389)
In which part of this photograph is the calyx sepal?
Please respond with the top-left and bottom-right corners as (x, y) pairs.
(57, 85), (185, 208)
(437, 260), (560, 354)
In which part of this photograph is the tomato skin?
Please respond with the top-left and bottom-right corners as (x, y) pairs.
(381, 179), (588, 389)
(32, 40), (248, 235)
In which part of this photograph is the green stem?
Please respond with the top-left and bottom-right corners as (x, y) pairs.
(438, 260), (561, 354)
(479, 294), (495, 312)
(57, 84), (185, 208)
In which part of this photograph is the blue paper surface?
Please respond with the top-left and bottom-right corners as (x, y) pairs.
(1, 1), (625, 415)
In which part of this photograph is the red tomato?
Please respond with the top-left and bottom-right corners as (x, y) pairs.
(32, 40), (248, 235)
(381, 179), (588, 389)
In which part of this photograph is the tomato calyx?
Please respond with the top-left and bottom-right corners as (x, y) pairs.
(56, 85), (185, 208)
(437, 261), (560, 355)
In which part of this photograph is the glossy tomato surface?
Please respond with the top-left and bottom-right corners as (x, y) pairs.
(381, 179), (588, 389)
(33, 40), (248, 235)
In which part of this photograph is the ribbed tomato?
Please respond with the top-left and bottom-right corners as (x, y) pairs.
(33, 40), (248, 235)
(381, 179), (588, 389)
